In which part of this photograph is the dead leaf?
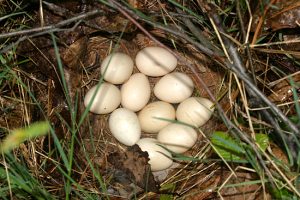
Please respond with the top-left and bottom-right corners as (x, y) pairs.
(186, 175), (220, 200)
(107, 145), (158, 198)
(219, 171), (270, 200)
(268, 73), (300, 102)
(266, 1), (300, 31)
(270, 143), (289, 165)
(252, 0), (300, 32)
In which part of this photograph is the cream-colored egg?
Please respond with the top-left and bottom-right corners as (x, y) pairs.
(136, 138), (173, 171)
(154, 72), (194, 103)
(101, 52), (134, 84)
(84, 82), (121, 114)
(135, 46), (177, 77)
(138, 101), (175, 133)
(157, 123), (197, 153)
(176, 97), (214, 127)
(121, 73), (151, 112)
(109, 108), (141, 146)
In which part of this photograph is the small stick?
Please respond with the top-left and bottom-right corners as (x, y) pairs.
(0, 9), (102, 39)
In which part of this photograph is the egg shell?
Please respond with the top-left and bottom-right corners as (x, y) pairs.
(109, 108), (141, 146)
(154, 72), (194, 103)
(176, 97), (214, 127)
(84, 82), (121, 114)
(157, 123), (197, 153)
(136, 138), (173, 171)
(135, 46), (177, 77)
(121, 73), (151, 112)
(101, 52), (134, 84)
(138, 101), (175, 133)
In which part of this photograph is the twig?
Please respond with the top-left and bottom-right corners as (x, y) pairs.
(175, 8), (224, 56)
(0, 20), (82, 54)
(0, 9), (105, 54)
(236, 0), (256, 85)
(268, 71), (300, 87)
(253, 48), (300, 56)
(42, 1), (73, 17)
(250, 38), (300, 48)
(0, 11), (27, 22)
(0, 9), (102, 39)
(209, 13), (300, 137)
(39, 0), (44, 27)
(108, 2), (218, 59)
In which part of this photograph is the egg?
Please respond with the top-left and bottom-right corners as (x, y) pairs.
(84, 82), (121, 114)
(157, 123), (197, 153)
(135, 46), (177, 77)
(176, 97), (214, 127)
(138, 101), (175, 133)
(136, 138), (173, 171)
(154, 72), (194, 103)
(101, 52), (134, 84)
(121, 73), (151, 112)
(109, 108), (141, 146)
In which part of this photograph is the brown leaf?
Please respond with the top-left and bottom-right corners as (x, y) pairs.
(266, 1), (300, 30)
(219, 172), (270, 200)
(107, 145), (158, 195)
(268, 73), (300, 102)
(61, 37), (87, 103)
(270, 143), (289, 165)
(186, 175), (220, 200)
(252, 0), (300, 31)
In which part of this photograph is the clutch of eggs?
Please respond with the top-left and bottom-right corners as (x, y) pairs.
(84, 46), (215, 171)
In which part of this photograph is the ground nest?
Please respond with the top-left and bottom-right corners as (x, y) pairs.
(1, 0), (300, 199)
(56, 30), (224, 199)
(78, 35), (223, 198)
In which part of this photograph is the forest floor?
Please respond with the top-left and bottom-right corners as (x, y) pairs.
(1, 0), (300, 199)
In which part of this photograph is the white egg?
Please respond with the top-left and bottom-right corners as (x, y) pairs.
(121, 73), (151, 112)
(157, 123), (197, 153)
(154, 72), (194, 103)
(109, 108), (141, 146)
(138, 101), (175, 133)
(176, 97), (214, 127)
(135, 46), (177, 77)
(136, 138), (173, 171)
(84, 82), (121, 114)
(101, 52), (134, 84)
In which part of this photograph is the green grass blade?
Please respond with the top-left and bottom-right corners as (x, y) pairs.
(0, 121), (50, 153)
(1, 154), (55, 199)
(211, 131), (245, 161)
